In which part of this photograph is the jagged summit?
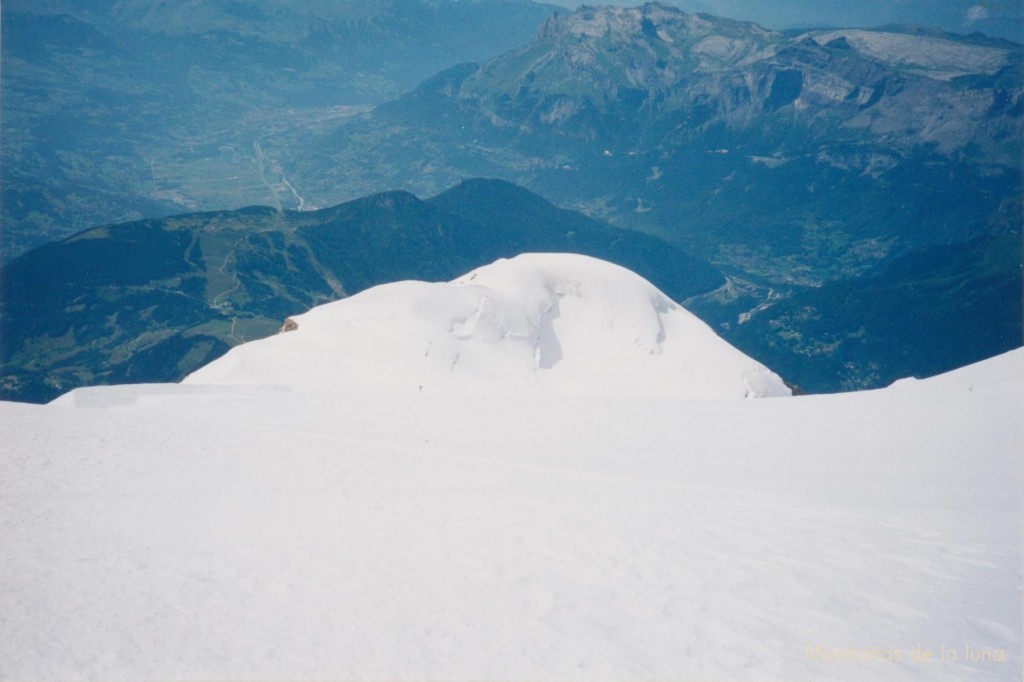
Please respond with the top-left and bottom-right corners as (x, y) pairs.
(486, 2), (779, 104)
(184, 254), (790, 398)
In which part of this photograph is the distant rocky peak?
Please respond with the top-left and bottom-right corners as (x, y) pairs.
(539, 3), (691, 41)
(535, 2), (778, 73)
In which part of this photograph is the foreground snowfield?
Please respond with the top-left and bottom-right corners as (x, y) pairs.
(0, 256), (1020, 681)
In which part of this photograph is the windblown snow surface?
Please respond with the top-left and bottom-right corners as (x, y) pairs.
(0, 254), (1020, 681)
(185, 253), (790, 398)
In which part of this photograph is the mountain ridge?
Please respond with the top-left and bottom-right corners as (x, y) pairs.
(0, 178), (722, 404)
(294, 2), (1022, 284)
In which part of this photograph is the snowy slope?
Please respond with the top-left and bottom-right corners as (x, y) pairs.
(0, 255), (1020, 681)
(811, 29), (1011, 80)
(184, 253), (790, 398)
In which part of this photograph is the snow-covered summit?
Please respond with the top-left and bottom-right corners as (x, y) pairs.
(185, 253), (790, 398)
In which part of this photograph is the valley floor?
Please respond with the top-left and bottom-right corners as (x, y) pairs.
(0, 352), (1021, 681)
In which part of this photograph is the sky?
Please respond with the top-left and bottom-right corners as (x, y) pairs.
(544, 0), (1023, 41)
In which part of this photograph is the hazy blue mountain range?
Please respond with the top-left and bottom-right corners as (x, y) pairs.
(0, 179), (722, 404)
(1, 2), (1020, 401)
(290, 3), (1022, 288)
(1, 0), (564, 260)
(280, 3), (1022, 387)
(3, 177), (1019, 403)
(547, 0), (1023, 43)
